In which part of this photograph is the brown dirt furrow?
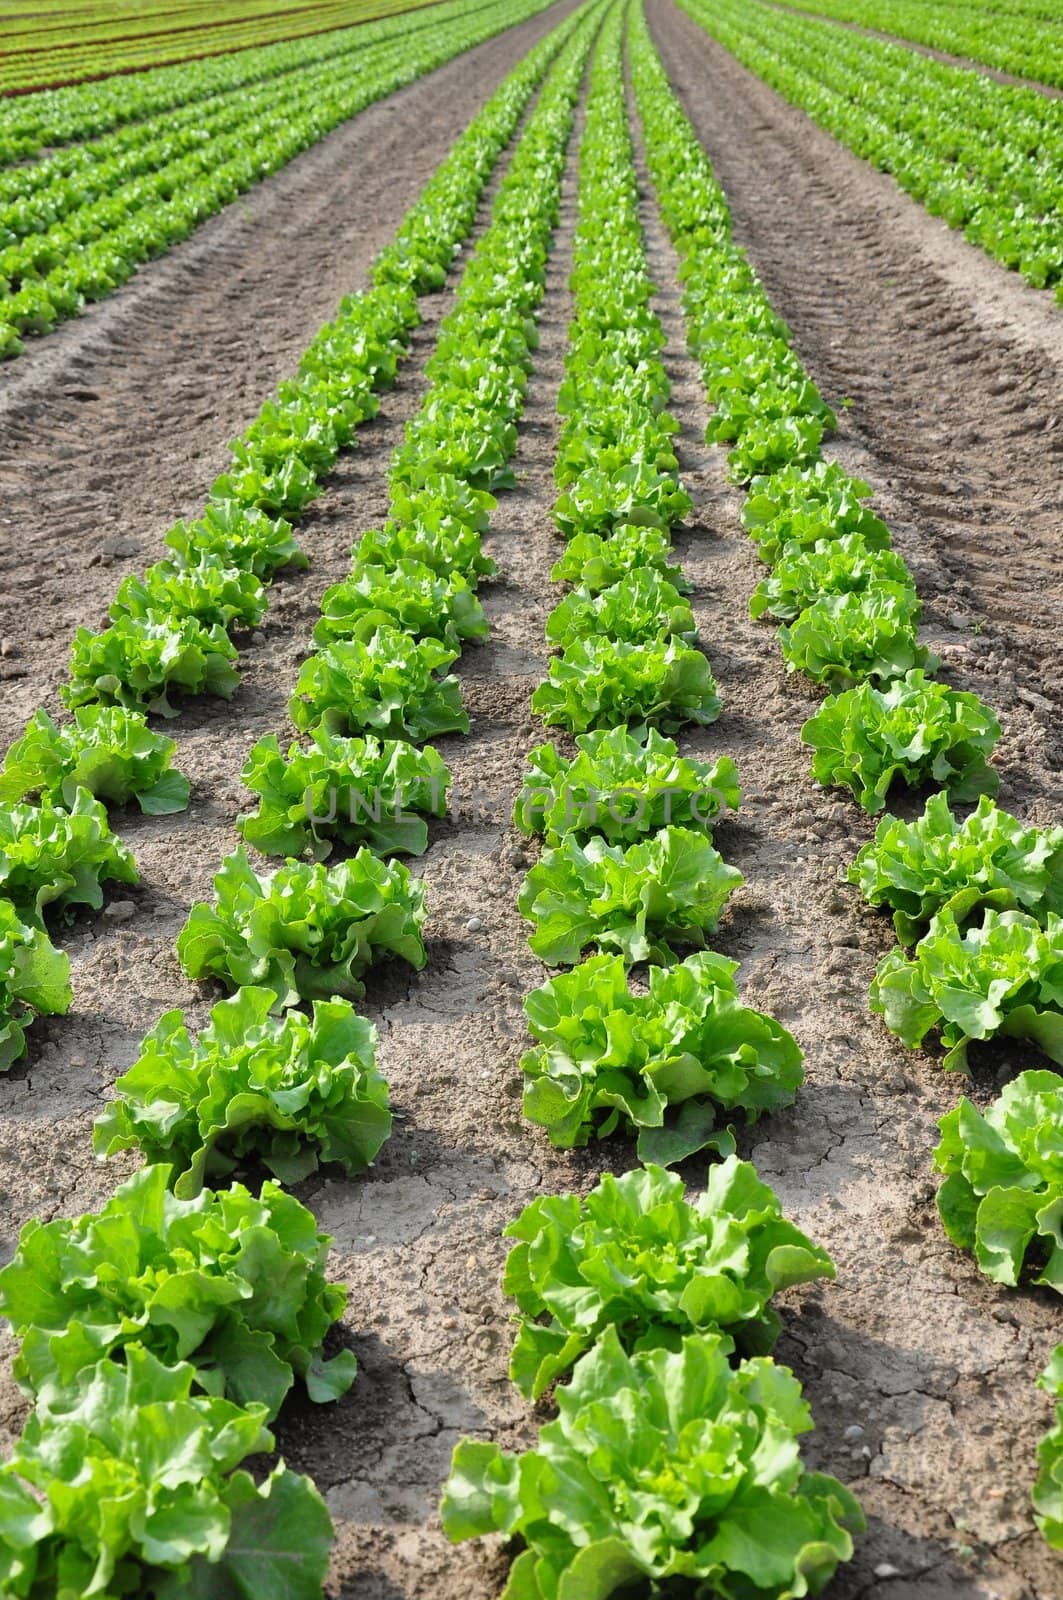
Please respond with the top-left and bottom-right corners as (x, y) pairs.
(763, 0), (1063, 101)
(629, 14), (1063, 1599)
(0, 0), (577, 750)
(646, 0), (1063, 805)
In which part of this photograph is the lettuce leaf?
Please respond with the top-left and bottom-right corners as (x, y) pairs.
(531, 637), (721, 734)
(0, 787), (138, 922)
(0, 900), (71, 1071)
(313, 559), (487, 650)
(64, 612), (240, 719)
(801, 669), (1000, 814)
(94, 986), (390, 1195)
(521, 950), (802, 1156)
(0, 1348), (331, 1600)
(933, 1069), (1063, 1290)
(549, 523), (689, 593)
(1035, 1345), (1063, 1550)
(0, 1165), (356, 1417)
(177, 846), (427, 1006)
(870, 907), (1063, 1070)
(779, 587), (931, 687)
(164, 503), (308, 580)
(545, 569), (696, 649)
(514, 726), (739, 847)
(288, 629), (468, 742)
(238, 729), (449, 859)
(749, 533), (913, 622)
(0, 706), (189, 815)
(518, 826), (743, 965)
(442, 1328), (864, 1597)
(850, 793), (1063, 944)
(504, 1159), (833, 1397)
(111, 555), (267, 632)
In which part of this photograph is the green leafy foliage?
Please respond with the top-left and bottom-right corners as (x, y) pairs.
(749, 533), (913, 622)
(549, 523), (688, 593)
(554, 462), (693, 539)
(521, 950), (803, 1160)
(64, 612), (240, 719)
(110, 555), (267, 631)
(0, 1163), (356, 1418)
(165, 503), (308, 580)
(504, 1159), (833, 1398)
(513, 726), (739, 847)
(545, 570), (696, 649)
(933, 1069), (1063, 1290)
(0, 1347), (332, 1600)
(0, 787), (137, 922)
(850, 793), (1063, 944)
(0, 900), (71, 1071)
(177, 846), (427, 1006)
(742, 465), (890, 569)
(0, 707), (190, 815)
(93, 986), (391, 1195)
(238, 729), (449, 859)
(442, 1326), (864, 1598)
(518, 826), (743, 966)
(801, 669), (1000, 814)
(779, 586), (931, 687)
(313, 559), (487, 650)
(288, 629), (469, 742)
(1035, 1346), (1063, 1551)
(870, 908), (1063, 1070)
(531, 637), (721, 734)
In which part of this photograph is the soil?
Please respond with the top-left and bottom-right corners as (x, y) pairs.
(1, 2), (1062, 1598)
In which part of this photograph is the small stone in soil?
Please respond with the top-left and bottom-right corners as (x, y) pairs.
(466, 916), (483, 932)
(103, 901), (136, 921)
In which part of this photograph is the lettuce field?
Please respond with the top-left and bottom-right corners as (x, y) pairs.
(0, 0), (1062, 1595)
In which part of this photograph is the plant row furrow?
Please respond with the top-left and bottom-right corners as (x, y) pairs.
(631, 0), (1063, 1555)
(0, 12), (603, 1592)
(441, 10), (864, 1596)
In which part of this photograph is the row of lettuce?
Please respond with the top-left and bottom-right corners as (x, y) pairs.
(0, 12), (603, 1593)
(0, 0), (560, 359)
(0, 0), (446, 96)
(441, 12), (867, 1596)
(683, 0), (1063, 298)
(631, 0), (1063, 1556)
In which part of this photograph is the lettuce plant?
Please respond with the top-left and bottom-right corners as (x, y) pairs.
(870, 908), (1063, 1070)
(749, 533), (913, 621)
(288, 629), (468, 742)
(1035, 1346), (1063, 1550)
(164, 502), (308, 579)
(442, 1328), (864, 1598)
(545, 570), (696, 649)
(211, 447), (322, 520)
(110, 554), (267, 631)
(94, 986), (391, 1194)
(239, 729), (449, 859)
(726, 411), (825, 483)
(934, 1069), (1063, 1289)
(779, 586), (931, 687)
(553, 461), (693, 538)
(0, 788), (138, 922)
(504, 1159), (833, 1397)
(177, 846), (427, 1006)
(0, 900), (71, 1071)
(313, 559), (487, 650)
(549, 523), (688, 593)
(0, 1164), (356, 1417)
(0, 1348), (332, 1600)
(514, 726), (739, 847)
(0, 706), (190, 815)
(850, 793), (1063, 944)
(742, 467), (890, 568)
(531, 637), (721, 734)
(521, 950), (802, 1159)
(65, 612), (240, 719)
(355, 517), (494, 584)
(518, 827), (743, 966)
(801, 669), (1000, 814)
